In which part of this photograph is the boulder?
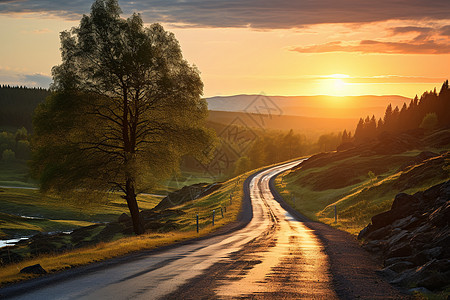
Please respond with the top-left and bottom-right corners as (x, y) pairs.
(20, 264), (47, 274)
(391, 193), (420, 211)
(371, 210), (400, 230)
(386, 261), (415, 273)
(386, 243), (413, 259)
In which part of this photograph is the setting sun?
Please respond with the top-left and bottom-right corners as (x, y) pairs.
(333, 78), (346, 91)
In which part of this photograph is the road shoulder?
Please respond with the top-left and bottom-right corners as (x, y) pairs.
(268, 175), (412, 299)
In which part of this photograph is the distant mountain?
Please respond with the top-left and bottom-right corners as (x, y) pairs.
(206, 95), (410, 119)
(207, 110), (357, 137)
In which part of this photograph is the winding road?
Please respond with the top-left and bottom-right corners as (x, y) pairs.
(2, 159), (405, 299)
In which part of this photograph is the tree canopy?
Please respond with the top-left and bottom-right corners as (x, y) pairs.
(31, 0), (214, 234)
(352, 80), (450, 142)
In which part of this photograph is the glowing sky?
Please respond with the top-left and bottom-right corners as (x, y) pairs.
(0, 0), (449, 97)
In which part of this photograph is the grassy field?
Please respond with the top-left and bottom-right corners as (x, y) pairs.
(0, 169), (248, 286)
(0, 187), (161, 239)
(276, 149), (449, 235)
(0, 160), (36, 188)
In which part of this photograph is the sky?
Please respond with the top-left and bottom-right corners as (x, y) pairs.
(0, 0), (449, 98)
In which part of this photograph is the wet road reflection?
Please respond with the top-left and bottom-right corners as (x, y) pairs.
(216, 163), (337, 299)
(9, 160), (337, 300)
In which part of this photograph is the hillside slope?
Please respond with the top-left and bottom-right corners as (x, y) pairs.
(207, 94), (409, 119)
(277, 127), (449, 234)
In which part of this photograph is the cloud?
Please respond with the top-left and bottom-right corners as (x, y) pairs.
(440, 25), (450, 36)
(0, 0), (449, 28)
(0, 68), (52, 88)
(32, 28), (51, 34)
(22, 73), (52, 87)
(291, 39), (450, 54)
(391, 26), (433, 35)
(291, 22), (450, 55)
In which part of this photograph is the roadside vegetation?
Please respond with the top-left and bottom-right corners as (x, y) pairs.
(0, 170), (247, 285)
(276, 146), (449, 234)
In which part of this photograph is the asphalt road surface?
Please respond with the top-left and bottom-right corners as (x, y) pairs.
(2, 159), (405, 299)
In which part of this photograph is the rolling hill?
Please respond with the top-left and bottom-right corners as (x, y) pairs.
(206, 94), (410, 119)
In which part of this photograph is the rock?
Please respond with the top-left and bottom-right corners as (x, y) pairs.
(408, 259), (450, 290)
(362, 240), (385, 252)
(384, 256), (410, 266)
(366, 225), (391, 240)
(386, 261), (415, 273)
(375, 267), (398, 280)
(411, 223), (432, 235)
(391, 215), (417, 230)
(20, 264), (47, 274)
(417, 271), (448, 290)
(118, 213), (131, 223)
(386, 230), (410, 248)
(428, 202), (450, 227)
(408, 287), (431, 295)
(391, 193), (420, 211)
(386, 243), (412, 259)
(371, 211), (400, 230)
(357, 224), (371, 240)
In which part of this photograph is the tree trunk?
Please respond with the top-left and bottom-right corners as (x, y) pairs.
(125, 178), (145, 235)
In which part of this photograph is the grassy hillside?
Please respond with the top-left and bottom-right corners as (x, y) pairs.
(0, 170), (248, 285)
(0, 188), (161, 239)
(276, 128), (450, 235)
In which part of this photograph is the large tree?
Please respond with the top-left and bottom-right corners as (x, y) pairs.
(31, 0), (214, 234)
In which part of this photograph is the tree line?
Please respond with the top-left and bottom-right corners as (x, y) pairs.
(351, 80), (450, 143)
(0, 85), (49, 130)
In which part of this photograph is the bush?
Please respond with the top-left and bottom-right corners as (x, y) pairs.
(2, 149), (15, 161)
(420, 113), (438, 130)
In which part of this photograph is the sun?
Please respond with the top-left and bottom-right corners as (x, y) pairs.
(333, 78), (346, 90)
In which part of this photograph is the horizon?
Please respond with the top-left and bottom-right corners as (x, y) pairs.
(1, 1), (449, 98)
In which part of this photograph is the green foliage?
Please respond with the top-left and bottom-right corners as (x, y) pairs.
(2, 149), (15, 162)
(420, 112), (438, 130)
(14, 127), (28, 141)
(234, 156), (251, 176)
(353, 80), (450, 142)
(31, 0), (215, 234)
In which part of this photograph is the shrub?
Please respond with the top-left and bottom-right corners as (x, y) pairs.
(2, 149), (15, 161)
(420, 113), (438, 130)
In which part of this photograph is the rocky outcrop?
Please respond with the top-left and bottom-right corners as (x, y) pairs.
(19, 264), (47, 275)
(358, 181), (450, 294)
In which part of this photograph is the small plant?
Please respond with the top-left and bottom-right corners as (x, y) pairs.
(420, 112), (438, 130)
(2, 149), (15, 162)
(368, 171), (376, 182)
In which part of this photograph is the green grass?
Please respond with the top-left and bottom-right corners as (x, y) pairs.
(0, 169), (250, 286)
(0, 187), (161, 239)
(276, 149), (449, 235)
(0, 160), (37, 188)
